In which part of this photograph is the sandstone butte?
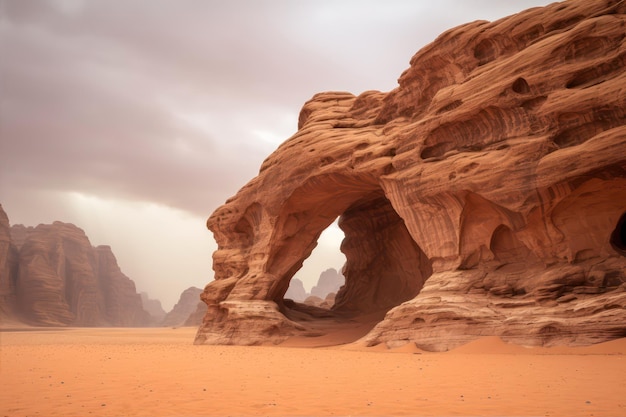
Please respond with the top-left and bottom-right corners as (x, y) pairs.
(195, 0), (626, 351)
(0, 205), (151, 327)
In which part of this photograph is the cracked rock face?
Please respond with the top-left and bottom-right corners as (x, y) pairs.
(195, 0), (626, 350)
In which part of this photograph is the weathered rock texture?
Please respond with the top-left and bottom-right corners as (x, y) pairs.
(162, 286), (203, 327)
(196, 0), (626, 350)
(0, 205), (151, 327)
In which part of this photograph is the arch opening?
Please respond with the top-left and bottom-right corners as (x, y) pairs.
(284, 219), (346, 308)
(274, 186), (433, 345)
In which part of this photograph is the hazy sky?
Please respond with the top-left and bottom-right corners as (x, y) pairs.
(0, 0), (555, 310)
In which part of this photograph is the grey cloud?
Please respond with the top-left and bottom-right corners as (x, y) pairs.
(1, 0), (554, 220)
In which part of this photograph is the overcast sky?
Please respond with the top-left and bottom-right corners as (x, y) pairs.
(0, 0), (555, 311)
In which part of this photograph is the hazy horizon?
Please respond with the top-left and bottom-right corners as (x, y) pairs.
(0, 0), (554, 310)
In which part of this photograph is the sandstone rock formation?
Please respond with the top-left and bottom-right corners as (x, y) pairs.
(284, 278), (307, 302)
(195, 0), (626, 350)
(0, 205), (151, 327)
(183, 300), (208, 327)
(285, 269), (345, 302)
(162, 286), (203, 327)
(141, 292), (167, 325)
(303, 292), (338, 310)
(310, 268), (345, 299)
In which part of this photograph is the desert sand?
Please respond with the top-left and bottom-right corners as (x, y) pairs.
(1, 326), (625, 417)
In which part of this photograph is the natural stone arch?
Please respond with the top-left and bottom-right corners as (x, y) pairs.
(263, 173), (432, 326)
(196, 1), (626, 348)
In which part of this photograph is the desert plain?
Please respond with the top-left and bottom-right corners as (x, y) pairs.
(1, 325), (625, 417)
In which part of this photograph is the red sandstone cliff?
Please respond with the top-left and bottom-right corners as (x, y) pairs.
(196, 0), (626, 350)
(0, 205), (151, 327)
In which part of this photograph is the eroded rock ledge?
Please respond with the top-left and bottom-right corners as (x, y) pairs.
(196, 0), (626, 350)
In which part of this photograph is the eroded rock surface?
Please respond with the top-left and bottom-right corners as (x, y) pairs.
(196, 0), (626, 349)
(0, 205), (151, 326)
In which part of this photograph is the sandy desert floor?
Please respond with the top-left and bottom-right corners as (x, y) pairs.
(1, 326), (625, 417)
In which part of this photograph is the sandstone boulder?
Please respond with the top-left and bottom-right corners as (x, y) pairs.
(195, 0), (626, 349)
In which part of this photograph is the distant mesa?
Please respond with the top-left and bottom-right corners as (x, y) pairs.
(0, 204), (151, 327)
(195, 0), (626, 350)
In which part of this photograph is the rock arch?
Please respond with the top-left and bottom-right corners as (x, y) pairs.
(270, 176), (433, 328)
(197, 0), (626, 348)
(197, 172), (433, 345)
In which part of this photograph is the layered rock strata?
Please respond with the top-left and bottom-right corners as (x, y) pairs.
(196, 0), (626, 350)
(0, 205), (151, 326)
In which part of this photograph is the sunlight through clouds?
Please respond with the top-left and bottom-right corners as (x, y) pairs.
(65, 192), (214, 310)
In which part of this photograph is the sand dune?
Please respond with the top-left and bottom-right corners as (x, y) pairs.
(1, 327), (625, 417)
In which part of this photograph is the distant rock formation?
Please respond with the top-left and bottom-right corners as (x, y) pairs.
(286, 270), (344, 302)
(0, 205), (151, 327)
(0, 205), (18, 321)
(284, 278), (307, 302)
(195, 0), (626, 350)
(310, 268), (344, 299)
(162, 286), (203, 327)
(141, 292), (167, 324)
(183, 300), (208, 326)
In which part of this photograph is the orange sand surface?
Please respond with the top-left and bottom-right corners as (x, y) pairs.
(1, 327), (625, 417)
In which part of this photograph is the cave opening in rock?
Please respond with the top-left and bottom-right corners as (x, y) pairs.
(272, 182), (433, 344)
(610, 211), (626, 256)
